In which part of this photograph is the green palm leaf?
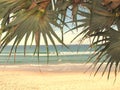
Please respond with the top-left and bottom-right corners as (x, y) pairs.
(0, 0), (68, 63)
(68, 0), (120, 77)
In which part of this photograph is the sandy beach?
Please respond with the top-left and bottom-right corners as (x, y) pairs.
(0, 64), (120, 90)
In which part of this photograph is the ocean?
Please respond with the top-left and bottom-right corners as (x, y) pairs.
(0, 45), (95, 64)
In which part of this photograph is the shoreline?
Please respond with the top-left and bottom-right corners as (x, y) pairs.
(0, 63), (115, 72)
(0, 63), (91, 72)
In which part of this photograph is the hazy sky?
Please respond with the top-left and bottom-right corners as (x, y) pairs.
(0, 15), (90, 45)
(0, 20), (90, 45)
(3, 30), (90, 45)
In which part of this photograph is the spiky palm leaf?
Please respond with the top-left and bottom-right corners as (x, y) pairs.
(0, 0), (68, 63)
(68, 0), (120, 78)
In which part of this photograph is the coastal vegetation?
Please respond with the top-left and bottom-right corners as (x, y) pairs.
(0, 0), (120, 78)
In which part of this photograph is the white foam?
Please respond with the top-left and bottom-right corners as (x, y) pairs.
(0, 51), (94, 56)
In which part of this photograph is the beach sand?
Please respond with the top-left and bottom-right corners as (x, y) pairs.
(0, 64), (120, 90)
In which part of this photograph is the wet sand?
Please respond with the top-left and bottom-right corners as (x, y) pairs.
(0, 64), (120, 90)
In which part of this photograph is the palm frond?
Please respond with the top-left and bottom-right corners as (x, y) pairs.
(0, 0), (68, 63)
(69, 0), (120, 77)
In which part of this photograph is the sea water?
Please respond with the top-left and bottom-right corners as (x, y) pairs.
(0, 45), (95, 64)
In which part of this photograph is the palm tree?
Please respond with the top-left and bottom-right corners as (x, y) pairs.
(0, 0), (120, 77)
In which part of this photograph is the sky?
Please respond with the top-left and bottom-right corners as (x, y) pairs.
(1, 29), (90, 45)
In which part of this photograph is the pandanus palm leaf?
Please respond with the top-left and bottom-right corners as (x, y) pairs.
(69, 0), (120, 78)
(0, 0), (67, 63)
